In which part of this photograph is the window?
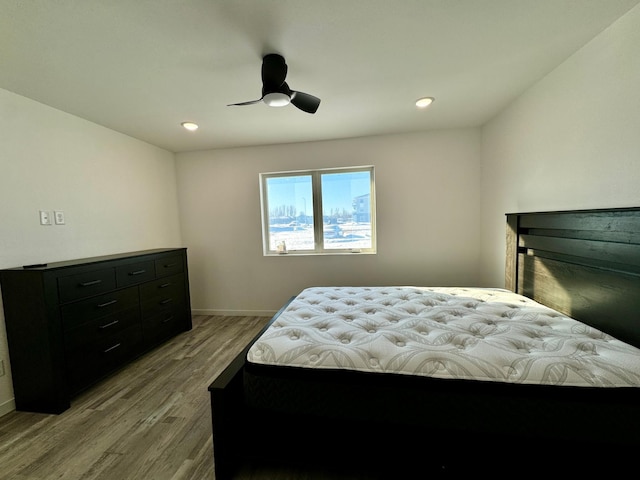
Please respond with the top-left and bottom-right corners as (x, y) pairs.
(260, 166), (376, 255)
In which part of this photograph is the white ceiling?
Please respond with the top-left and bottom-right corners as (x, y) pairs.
(2, 0), (638, 153)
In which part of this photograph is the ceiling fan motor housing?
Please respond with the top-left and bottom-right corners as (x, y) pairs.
(228, 53), (320, 113)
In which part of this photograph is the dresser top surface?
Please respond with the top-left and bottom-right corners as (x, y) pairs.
(1, 248), (187, 273)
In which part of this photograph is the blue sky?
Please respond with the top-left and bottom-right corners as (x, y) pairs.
(266, 171), (370, 216)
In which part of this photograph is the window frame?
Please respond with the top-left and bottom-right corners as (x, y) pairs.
(260, 165), (376, 256)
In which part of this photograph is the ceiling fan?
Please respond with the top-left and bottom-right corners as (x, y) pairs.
(228, 54), (321, 114)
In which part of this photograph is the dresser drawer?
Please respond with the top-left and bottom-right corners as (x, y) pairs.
(139, 274), (184, 301)
(141, 276), (185, 318)
(141, 293), (185, 319)
(64, 306), (140, 349)
(116, 260), (155, 287)
(66, 324), (143, 394)
(142, 307), (186, 347)
(60, 287), (139, 331)
(58, 268), (116, 303)
(154, 255), (184, 277)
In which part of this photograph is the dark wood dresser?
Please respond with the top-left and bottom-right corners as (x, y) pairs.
(0, 248), (192, 414)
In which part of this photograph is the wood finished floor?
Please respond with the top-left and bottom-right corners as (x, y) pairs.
(0, 315), (278, 480)
(0, 315), (445, 480)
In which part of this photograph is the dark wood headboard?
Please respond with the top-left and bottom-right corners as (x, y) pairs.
(505, 207), (640, 348)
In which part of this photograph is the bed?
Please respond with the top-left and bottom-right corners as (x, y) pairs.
(209, 207), (640, 478)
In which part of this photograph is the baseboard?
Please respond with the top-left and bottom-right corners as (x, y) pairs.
(0, 397), (15, 418)
(192, 309), (278, 317)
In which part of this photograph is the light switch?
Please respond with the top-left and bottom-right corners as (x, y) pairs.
(39, 210), (52, 225)
(54, 211), (65, 225)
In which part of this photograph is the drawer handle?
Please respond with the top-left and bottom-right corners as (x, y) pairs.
(99, 320), (120, 329)
(80, 279), (102, 287)
(97, 299), (118, 308)
(104, 343), (121, 353)
(163, 263), (178, 268)
(128, 269), (147, 276)
(160, 298), (173, 305)
(162, 315), (175, 324)
(159, 282), (173, 288)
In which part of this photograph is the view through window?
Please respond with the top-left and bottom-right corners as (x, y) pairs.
(260, 166), (376, 254)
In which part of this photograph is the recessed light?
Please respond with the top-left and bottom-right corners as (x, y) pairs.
(181, 122), (199, 131)
(415, 97), (434, 108)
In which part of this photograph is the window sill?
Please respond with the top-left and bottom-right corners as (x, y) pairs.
(264, 250), (376, 257)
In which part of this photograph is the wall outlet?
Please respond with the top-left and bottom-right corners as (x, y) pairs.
(39, 210), (52, 225)
(54, 211), (65, 225)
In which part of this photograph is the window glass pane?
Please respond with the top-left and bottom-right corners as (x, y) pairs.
(321, 170), (372, 250)
(265, 175), (314, 251)
(261, 166), (375, 255)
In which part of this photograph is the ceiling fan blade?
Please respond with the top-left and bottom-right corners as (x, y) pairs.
(291, 91), (321, 114)
(227, 98), (263, 106)
(262, 54), (287, 90)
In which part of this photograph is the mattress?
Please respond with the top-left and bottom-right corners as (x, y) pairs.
(247, 286), (640, 388)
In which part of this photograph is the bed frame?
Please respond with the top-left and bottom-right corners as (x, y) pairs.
(209, 207), (640, 478)
(506, 207), (640, 349)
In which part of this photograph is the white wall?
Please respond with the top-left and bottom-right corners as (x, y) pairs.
(480, 4), (640, 287)
(0, 89), (182, 415)
(176, 129), (482, 314)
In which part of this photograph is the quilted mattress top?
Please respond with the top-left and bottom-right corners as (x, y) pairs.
(247, 286), (640, 388)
